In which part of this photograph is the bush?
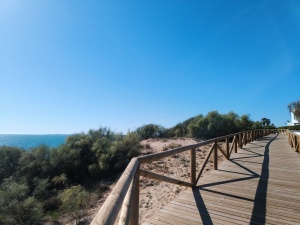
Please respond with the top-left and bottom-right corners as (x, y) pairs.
(135, 124), (166, 139)
(277, 125), (300, 130)
(59, 185), (89, 224)
(0, 146), (23, 182)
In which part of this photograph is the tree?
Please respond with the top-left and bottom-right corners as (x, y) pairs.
(261, 118), (271, 126)
(288, 99), (300, 121)
(238, 114), (254, 131)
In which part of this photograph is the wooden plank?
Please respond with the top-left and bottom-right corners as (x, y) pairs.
(177, 191), (300, 221)
(168, 199), (297, 225)
(140, 169), (193, 187)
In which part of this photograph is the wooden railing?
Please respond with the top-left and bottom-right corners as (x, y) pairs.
(91, 129), (286, 225)
(287, 129), (300, 153)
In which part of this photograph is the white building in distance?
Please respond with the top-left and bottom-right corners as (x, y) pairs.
(287, 111), (300, 126)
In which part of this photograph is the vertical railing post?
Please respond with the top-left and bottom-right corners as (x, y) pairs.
(213, 142), (218, 170)
(234, 136), (237, 153)
(289, 133), (292, 147)
(239, 133), (242, 149)
(130, 164), (140, 225)
(294, 135), (297, 151)
(247, 131), (250, 143)
(225, 138), (229, 159)
(297, 137), (300, 153)
(190, 148), (196, 186)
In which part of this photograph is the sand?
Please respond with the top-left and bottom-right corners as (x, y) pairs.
(86, 137), (226, 224)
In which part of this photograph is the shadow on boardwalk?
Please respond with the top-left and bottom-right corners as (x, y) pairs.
(192, 135), (277, 225)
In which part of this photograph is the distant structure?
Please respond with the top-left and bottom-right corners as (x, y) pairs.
(287, 111), (300, 126)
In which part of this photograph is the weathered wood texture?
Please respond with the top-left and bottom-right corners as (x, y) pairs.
(91, 158), (139, 225)
(143, 134), (300, 225)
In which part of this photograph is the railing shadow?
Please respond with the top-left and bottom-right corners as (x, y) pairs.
(191, 135), (277, 224)
(249, 134), (277, 224)
(192, 188), (213, 225)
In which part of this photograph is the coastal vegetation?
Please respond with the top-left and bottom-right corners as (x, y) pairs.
(0, 129), (141, 224)
(136, 111), (274, 140)
(0, 111), (275, 224)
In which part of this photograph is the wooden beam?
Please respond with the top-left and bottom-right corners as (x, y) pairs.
(229, 136), (236, 156)
(213, 142), (218, 170)
(139, 170), (193, 188)
(234, 136), (238, 153)
(225, 138), (229, 159)
(293, 136), (299, 153)
(242, 133), (246, 145)
(195, 143), (215, 184)
(91, 158), (139, 225)
(216, 143), (227, 159)
(130, 165), (140, 225)
(238, 133), (242, 148)
(190, 148), (196, 186)
(118, 179), (134, 225)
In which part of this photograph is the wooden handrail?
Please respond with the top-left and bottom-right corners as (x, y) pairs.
(91, 158), (139, 225)
(286, 129), (300, 153)
(91, 128), (288, 225)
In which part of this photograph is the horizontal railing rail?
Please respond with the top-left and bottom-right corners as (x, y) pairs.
(91, 129), (286, 225)
(286, 129), (300, 153)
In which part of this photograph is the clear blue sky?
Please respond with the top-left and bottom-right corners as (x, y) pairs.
(1, 0), (300, 134)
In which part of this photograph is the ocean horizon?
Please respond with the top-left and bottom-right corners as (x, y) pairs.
(0, 134), (71, 150)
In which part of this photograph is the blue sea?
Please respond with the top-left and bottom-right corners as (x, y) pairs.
(0, 134), (70, 150)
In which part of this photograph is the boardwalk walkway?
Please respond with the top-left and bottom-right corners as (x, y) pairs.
(143, 134), (300, 225)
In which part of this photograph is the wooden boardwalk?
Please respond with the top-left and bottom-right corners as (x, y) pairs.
(143, 134), (300, 225)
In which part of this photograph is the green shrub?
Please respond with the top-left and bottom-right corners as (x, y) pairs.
(59, 185), (89, 224)
(135, 124), (166, 139)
